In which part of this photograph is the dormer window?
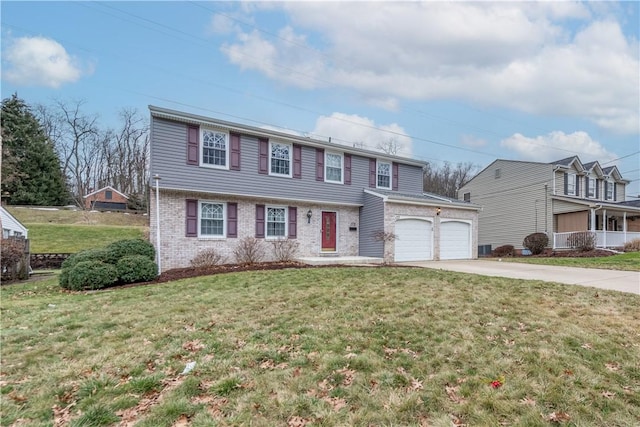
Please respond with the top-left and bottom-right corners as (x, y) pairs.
(566, 173), (576, 196)
(587, 176), (596, 198)
(605, 180), (614, 200)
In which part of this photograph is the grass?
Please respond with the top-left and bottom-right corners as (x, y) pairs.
(1, 267), (639, 426)
(6, 206), (148, 253)
(502, 252), (640, 271)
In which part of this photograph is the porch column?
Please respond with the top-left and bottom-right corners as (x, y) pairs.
(603, 209), (607, 248)
(623, 211), (627, 243)
(590, 208), (596, 232)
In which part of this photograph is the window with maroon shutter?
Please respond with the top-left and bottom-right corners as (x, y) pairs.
(185, 199), (198, 237)
(344, 154), (352, 185)
(392, 162), (399, 191)
(369, 159), (376, 187)
(316, 148), (325, 181)
(288, 207), (297, 239)
(227, 202), (238, 238)
(187, 126), (199, 165)
(293, 144), (302, 179)
(255, 204), (265, 238)
(258, 138), (269, 174)
(230, 133), (241, 171)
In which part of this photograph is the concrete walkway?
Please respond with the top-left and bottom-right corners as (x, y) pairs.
(399, 260), (640, 295)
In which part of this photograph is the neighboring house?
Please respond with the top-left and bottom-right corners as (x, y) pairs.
(149, 106), (480, 271)
(458, 156), (640, 252)
(1, 206), (30, 278)
(1, 206), (28, 239)
(84, 186), (129, 211)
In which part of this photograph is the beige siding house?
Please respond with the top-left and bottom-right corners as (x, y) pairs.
(459, 156), (640, 252)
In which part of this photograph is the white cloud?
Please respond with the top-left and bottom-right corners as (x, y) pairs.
(311, 113), (413, 156)
(3, 36), (86, 88)
(500, 131), (617, 163)
(460, 135), (487, 148)
(218, 2), (639, 134)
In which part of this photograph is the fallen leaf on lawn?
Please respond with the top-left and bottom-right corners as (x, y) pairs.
(288, 415), (311, 427)
(52, 403), (75, 427)
(293, 366), (302, 377)
(384, 347), (398, 357)
(623, 386), (633, 394)
(486, 335), (497, 342)
(182, 340), (205, 352)
(445, 385), (465, 404)
(602, 391), (616, 399)
(564, 369), (573, 376)
(8, 391), (28, 403)
(519, 397), (536, 406)
(408, 378), (423, 391)
(323, 396), (347, 411)
(605, 362), (620, 371)
(503, 339), (515, 346)
(401, 348), (419, 358)
(172, 414), (190, 427)
(450, 414), (467, 426)
(547, 411), (571, 422)
(260, 360), (276, 369)
(335, 367), (355, 386)
(345, 352), (358, 359)
(580, 343), (593, 350)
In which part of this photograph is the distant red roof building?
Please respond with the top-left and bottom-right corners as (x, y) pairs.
(83, 186), (128, 210)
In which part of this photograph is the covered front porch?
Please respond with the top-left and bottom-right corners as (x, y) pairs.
(553, 204), (640, 249)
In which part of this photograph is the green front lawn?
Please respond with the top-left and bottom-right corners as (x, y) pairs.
(26, 224), (145, 253)
(503, 252), (640, 271)
(2, 268), (638, 426)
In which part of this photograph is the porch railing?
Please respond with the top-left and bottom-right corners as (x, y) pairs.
(553, 231), (640, 249)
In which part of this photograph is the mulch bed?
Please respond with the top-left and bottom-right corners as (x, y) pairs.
(154, 261), (313, 283)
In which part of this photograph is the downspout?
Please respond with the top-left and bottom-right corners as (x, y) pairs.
(552, 166), (561, 195)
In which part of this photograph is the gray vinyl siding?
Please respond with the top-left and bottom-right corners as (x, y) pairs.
(459, 160), (553, 249)
(552, 199), (589, 214)
(151, 117), (423, 205)
(359, 192), (384, 257)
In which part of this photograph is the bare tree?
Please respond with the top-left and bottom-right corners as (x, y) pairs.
(376, 137), (402, 156)
(423, 161), (478, 198)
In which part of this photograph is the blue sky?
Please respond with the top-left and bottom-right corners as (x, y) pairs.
(2, 1), (639, 198)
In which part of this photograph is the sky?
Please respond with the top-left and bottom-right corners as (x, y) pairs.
(2, 1), (639, 199)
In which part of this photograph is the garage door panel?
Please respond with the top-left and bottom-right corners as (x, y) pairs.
(441, 221), (471, 260)
(395, 219), (432, 262)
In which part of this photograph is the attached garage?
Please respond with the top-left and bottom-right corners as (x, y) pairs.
(394, 218), (433, 262)
(440, 220), (472, 260)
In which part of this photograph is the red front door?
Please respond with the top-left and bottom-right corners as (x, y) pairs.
(321, 212), (337, 251)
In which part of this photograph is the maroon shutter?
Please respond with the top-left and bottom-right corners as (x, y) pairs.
(316, 148), (325, 181)
(230, 133), (241, 171)
(258, 138), (269, 174)
(227, 202), (238, 238)
(288, 206), (297, 239)
(293, 144), (302, 179)
(369, 159), (377, 188)
(186, 199), (198, 237)
(392, 162), (399, 191)
(255, 204), (265, 238)
(187, 126), (199, 165)
(344, 154), (352, 185)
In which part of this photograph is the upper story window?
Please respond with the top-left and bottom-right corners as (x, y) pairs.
(605, 180), (614, 200)
(587, 177), (596, 198)
(201, 129), (229, 169)
(495, 168), (501, 179)
(566, 173), (576, 196)
(463, 192), (471, 202)
(200, 201), (225, 237)
(377, 161), (391, 189)
(270, 142), (292, 177)
(325, 152), (343, 183)
(105, 190), (113, 200)
(266, 206), (287, 238)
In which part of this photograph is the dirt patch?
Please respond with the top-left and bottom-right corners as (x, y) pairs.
(544, 249), (617, 258)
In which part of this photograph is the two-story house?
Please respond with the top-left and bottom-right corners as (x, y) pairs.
(149, 106), (480, 271)
(458, 156), (640, 253)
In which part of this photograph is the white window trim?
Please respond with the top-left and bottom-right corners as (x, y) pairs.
(268, 141), (293, 178)
(567, 173), (576, 196)
(605, 180), (614, 200)
(376, 160), (392, 190)
(198, 200), (226, 238)
(587, 176), (596, 198)
(324, 151), (344, 184)
(265, 205), (288, 239)
(200, 128), (230, 170)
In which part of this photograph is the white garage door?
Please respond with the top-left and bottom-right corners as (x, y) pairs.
(440, 221), (471, 260)
(394, 219), (433, 262)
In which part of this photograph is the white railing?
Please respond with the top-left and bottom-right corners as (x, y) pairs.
(553, 231), (640, 249)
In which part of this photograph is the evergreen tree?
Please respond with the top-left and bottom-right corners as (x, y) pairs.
(1, 94), (69, 205)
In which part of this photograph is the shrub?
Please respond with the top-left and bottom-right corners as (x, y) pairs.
(271, 238), (300, 262)
(191, 249), (226, 268)
(567, 231), (596, 252)
(492, 245), (515, 257)
(59, 248), (110, 287)
(1, 238), (27, 281)
(116, 255), (158, 283)
(623, 238), (640, 252)
(523, 232), (549, 255)
(104, 239), (155, 264)
(233, 237), (265, 264)
(66, 261), (118, 291)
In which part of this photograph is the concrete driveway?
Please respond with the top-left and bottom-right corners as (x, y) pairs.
(400, 260), (640, 295)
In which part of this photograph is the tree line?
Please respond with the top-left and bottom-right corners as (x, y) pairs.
(1, 95), (149, 209)
(1, 94), (476, 208)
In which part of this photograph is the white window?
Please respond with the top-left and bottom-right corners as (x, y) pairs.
(266, 206), (287, 238)
(199, 201), (225, 237)
(270, 142), (292, 177)
(325, 152), (343, 183)
(606, 181), (614, 200)
(566, 173), (576, 195)
(201, 129), (228, 168)
(2, 229), (10, 238)
(377, 161), (392, 189)
(588, 177), (596, 198)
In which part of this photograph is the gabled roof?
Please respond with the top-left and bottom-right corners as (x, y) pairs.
(149, 105), (427, 168)
(0, 206), (28, 236)
(602, 165), (626, 182)
(365, 189), (481, 210)
(551, 156), (585, 172)
(582, 161), (605, 177)
(83, 186), (129, 200)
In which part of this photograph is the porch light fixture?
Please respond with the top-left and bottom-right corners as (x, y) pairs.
(306, 209), (313, 224)
(153, 174), (162, 274)
(436, 207), (441, 216)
